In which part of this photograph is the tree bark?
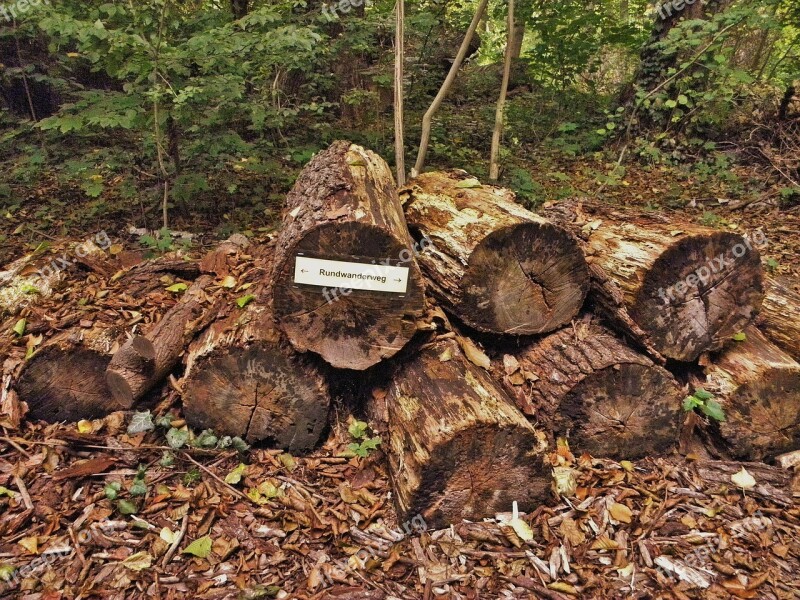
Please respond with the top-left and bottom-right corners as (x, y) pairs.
(401, 172), (589, 335)
(413, 0), (490, 175)
(495, 320), (683, 460)
(105, 275), (216, 408)
(272, 141), (425, 370)
(692, 326), (800, 461)
(541, 200), (764, 362)
(371, 335), (550, 529)
(757, 275), (800, 360)
(489, 0), (514, 182)
(15, 323), (125, 422)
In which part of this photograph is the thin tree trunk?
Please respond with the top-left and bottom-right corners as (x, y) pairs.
(413, 0), (489, 176)
(394, 0), (406, 186)
(489, 0), (514, 182)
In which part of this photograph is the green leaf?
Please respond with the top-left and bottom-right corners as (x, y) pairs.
(694, 388), (714, 401)
(117, 499), (138, 515)
(130, 478), (147, 497)
(455, 178), (481, 189)
(159, 451), (175, 468)
(0, 486), (16, 498)
(348, 419), (369, 440)
(166, 427), (189, 449)
(701, 400), (726, 422)
(225, 463), (247, 485)
(104, 481), (121, 500)
(0, 564), (15, 582)
(183, 535), (213, 558)
(231, 437), (250, 452)
(12, 319), (26, 336)
(127, 411), (155, 434)
(732, 332), (747, 342)
(279, 453), (296, 471)
(677, 94), (689, 105)
(236, 294), (256, 308)
(166, 283), (188, 293)
(665, 99), (678, 109)
(683, 396), (702, 412)
(193, 429), (218, 448)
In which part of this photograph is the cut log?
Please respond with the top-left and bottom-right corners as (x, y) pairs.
(372, 336), (550, 529)
(183, 254), (330, 452)
(757, 275), (800, 360)
(401, 171), (590, 335)
(15, 323), (124, 422)
(272, 141), (426, 370)
(541, 200), (764, 362)
(495, 320), (683, 460)
(692, 326), (800, 461)
(105, 275), (216, 407)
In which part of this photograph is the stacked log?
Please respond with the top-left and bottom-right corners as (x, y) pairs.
(494, 320), (683, 460)
(757, 275), (800, 360)
(370, 335), (550, 529)
(272, 141), (426, 370)
(692, 325), (800, 461)
(104, 237), (250, 407)
(541, 200), (765, 362)
(182, 246), (330, 453)
(401, 171), (590, 335)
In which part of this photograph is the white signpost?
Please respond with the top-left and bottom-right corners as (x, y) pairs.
(293, 256), (410, 294)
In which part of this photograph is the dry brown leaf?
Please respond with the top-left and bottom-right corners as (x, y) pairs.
(609, 502), (633, 524)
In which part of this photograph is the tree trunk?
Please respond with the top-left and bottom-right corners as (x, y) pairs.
(401, 172), (589, 335)
(692, 326), (800, 461)
(489, 0), (514, 182)
(371, 336), (550, 529)
(184, 246), (330, 453)
(105, 275), (216, 408)
(757, 275), (800, 360)
(15, 323), (125, 422)
(541, 200), (764, 362)
(272, 141), (425, 370)
(495, 320), (683, 460)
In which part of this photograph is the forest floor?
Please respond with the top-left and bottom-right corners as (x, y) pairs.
(0, 149), (799, 599)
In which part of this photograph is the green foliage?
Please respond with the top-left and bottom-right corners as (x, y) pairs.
(344, 417), (382, 458)
(683, 388), (726, 422)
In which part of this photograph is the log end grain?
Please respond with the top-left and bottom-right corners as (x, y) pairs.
(183, 342), (330, 453)
(460, 221), (589, 335)
(631, 231), (764, 362)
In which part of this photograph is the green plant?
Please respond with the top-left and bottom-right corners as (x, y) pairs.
(344, 418), (382, 458)
(683, 388), (726, 422)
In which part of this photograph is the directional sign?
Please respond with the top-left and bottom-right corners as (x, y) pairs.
(293, 256), (410, 293)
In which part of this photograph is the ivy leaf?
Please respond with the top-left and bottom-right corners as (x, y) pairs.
(731, 467), (756, 490)
(130, 478), (147, 497)
(117, 499), (138, 515)
(732, 332), (747, 342)
(700, 399), (726, 422)
(104, 482), (121, 500)
(183, 536), (213, 558)
(166, 283), (188, 293)
(166, 427), (189, 449)
(127, 411), (155, 434)
(193, 429), (218, 448)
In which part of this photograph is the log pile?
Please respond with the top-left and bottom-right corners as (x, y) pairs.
(2, 141), (798, 529)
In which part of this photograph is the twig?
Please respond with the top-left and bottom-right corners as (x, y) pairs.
(13, 474), (33, 510)
(161, 512), (189, 567)
(181, 451), (254, 504)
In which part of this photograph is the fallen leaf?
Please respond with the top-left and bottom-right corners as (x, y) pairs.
(183, 536), (213, 558)
(731, 467), (756, 490)
(457, 337), (490, 370)
(122, 551), (152, 571)
(609, 502), (633, 524)
(18, 537), (38, 555)
(160, 528), (178, 545)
